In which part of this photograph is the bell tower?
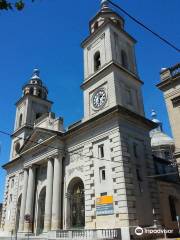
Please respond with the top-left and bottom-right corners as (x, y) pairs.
(10, 69), (52, 160)
(81, 0), (144, 121)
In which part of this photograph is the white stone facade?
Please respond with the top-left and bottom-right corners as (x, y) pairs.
(1, 2), (161, 238)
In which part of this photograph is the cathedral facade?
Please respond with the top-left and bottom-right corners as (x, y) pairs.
(1, 1), (161, 239)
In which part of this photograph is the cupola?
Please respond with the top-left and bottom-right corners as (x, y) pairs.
(150, 110), (174, 148)
(22, 69), (48, 100)
(89, 0), (124, 34)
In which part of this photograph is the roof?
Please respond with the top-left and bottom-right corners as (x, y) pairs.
(150, 110), (174, 147)
(2, 105), (157, 169)
(151, 131), (174, 147)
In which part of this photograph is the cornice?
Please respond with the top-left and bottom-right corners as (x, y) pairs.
(81, 19), (136, 49)
(15, 94), (53, 106)
(64, 105), (156, 137)
(81, 61), (143, 90)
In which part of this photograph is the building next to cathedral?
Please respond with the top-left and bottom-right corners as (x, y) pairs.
(150, 110), (180, 231)
(0, 1), (180, 239)
(157, 63), (180, 175)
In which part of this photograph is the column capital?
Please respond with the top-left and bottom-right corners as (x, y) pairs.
(23, 167), (29, 171)
(47, 156), (54, 162)
(25, 164), (39, 170)
(58, 152), (66, 159)
(51, 154), (63, 160)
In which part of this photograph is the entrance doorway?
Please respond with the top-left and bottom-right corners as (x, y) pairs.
(68, 178), (85, 228)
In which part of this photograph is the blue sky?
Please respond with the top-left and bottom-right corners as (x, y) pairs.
(0, 0), (179, 202)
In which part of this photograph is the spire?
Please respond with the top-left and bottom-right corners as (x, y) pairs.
(101, 0), (110, 12)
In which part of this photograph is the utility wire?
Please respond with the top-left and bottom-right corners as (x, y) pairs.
(0, 129), (180, 164)
(0, 129), (113, 163)
(0, 129), (180, 179)
(108, 0), (180, 53)
(147, 172), (179, 178)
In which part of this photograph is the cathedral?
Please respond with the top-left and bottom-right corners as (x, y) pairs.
(1, 1), (180, 239)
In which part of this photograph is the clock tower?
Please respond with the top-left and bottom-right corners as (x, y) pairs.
(81, 0), (145, 121)
(10, 69), (52, 160)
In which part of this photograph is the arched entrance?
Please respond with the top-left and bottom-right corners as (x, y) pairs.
(37, 187), (46, 235)
(16, 195), (22, 232)
(67, 178), (85, 228)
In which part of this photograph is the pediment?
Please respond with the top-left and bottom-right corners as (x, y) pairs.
(20, 127), (57, 154)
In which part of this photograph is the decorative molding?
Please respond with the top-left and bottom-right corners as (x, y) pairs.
(68, 165), (83, 176)
(87, 33), (105, 50)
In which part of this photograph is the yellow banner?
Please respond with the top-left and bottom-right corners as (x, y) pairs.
(96, 196), (113, 205)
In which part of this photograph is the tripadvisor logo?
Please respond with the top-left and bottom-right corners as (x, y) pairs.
(135, 227), (143, 236)
(135, 226), (174, 236)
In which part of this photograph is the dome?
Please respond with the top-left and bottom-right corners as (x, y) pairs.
(150, 110), (175, 147)
(151, 131), (174, 147)
(22, 69), (48, 100)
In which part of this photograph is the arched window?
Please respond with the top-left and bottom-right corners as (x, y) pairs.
(29, 88), (34, 95)
(37, 89), (42, 98)
(114, 20), (122, 29)
(67, 178), (85, 228)
(121, 50), (129, 69)
(11, 178), (14, 188)
(19, 114), (23, 127)
(94, 51), (101, 72)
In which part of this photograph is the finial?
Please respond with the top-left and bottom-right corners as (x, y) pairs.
(101, 0), (109, 10)
(160, 67), (167, 73)
(151, 109), (163, 131)
(151, 109), (157, 119)
(31, 68), (40, 80)
(32, 68), (40, 77)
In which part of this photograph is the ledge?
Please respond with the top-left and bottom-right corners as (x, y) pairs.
(81, 61), (143, 90)
(65, 105), (157, 136)
(81, 19), (136, 48)
(3, 105), (156, 169)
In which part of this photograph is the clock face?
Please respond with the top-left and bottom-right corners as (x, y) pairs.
(92, 88), (107, 109)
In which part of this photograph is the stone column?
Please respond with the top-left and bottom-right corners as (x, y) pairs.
(44, 158), (54, 232)
(24, 166), (36, 232)
(51, 157), (62, 230)
(18, 168), (29, 232)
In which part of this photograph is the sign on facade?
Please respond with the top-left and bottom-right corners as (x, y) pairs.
(96, 195), (114, 216)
